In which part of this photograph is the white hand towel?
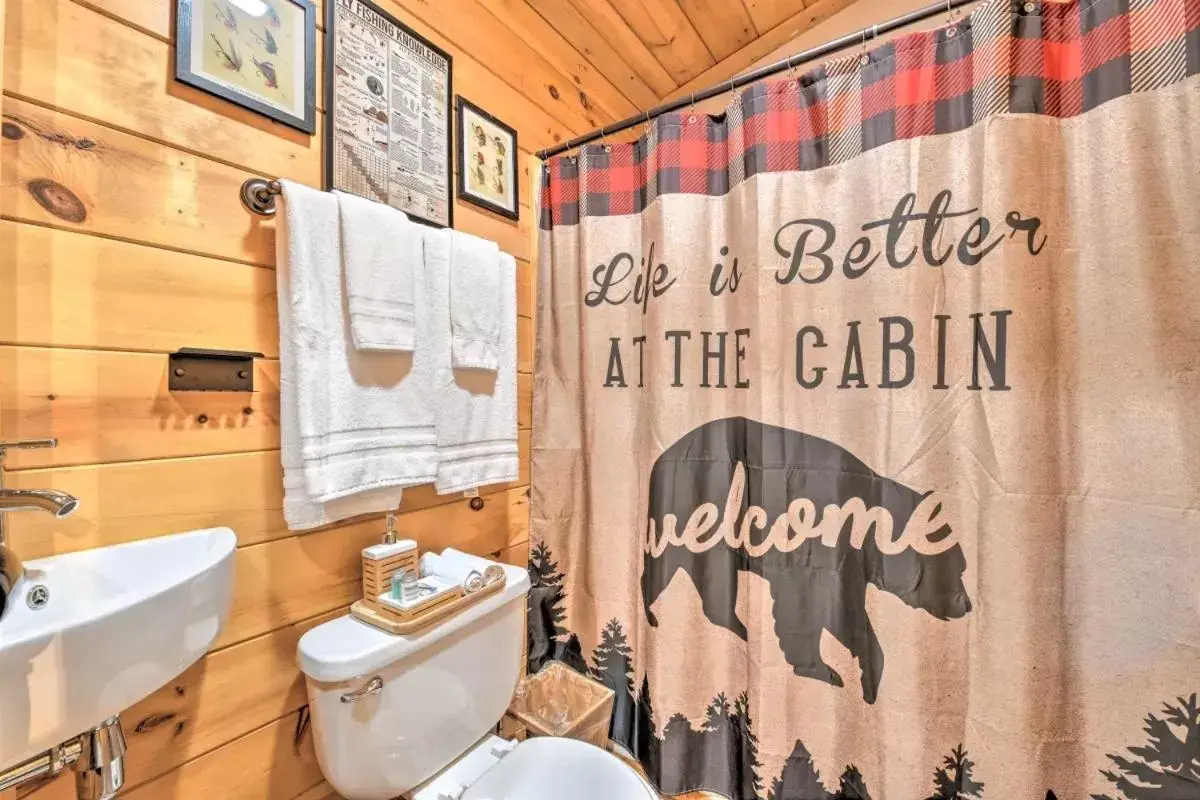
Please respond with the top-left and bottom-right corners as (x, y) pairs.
(448, 230), (502, 370)
(275, 181), (437, 530)
(334, 190), (419, 352)
(424, 229), (519, 494)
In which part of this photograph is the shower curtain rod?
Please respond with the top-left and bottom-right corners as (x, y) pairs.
(535, 0), (979, 160)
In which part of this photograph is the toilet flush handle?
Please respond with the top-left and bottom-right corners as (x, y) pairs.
(340, 676), (383, 703)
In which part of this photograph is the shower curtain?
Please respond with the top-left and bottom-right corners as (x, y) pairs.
(530, 0), (1200, 796)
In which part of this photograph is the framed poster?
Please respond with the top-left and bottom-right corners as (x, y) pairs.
(325, 0), (453, 228)
(456, 96), (519, 221)
(175, 0), (318, 134)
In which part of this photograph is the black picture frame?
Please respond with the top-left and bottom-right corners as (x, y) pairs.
(175, 0), (317, 135)
(455, 96), (520, 221)
(325, 0), (454, 229)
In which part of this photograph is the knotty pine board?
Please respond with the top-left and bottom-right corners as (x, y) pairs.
(0, 221), (280, 354)
(11, 0), (582, 156)
(0, 221), (534, 356)
(117, 709), (323, 800)
(1, 97), (276, 264)
(382, 0), (604, 133)
(472, 0), (653, 114)
(6, 0), (323, 182)
(0, 349), (532, 469)
(4, 432), (530, 560)
(562, 0), (676, 99)
(522, 0), (673, 103)
(665, 0), (861, 101)
(676, 0), (757, 62)
(603, 0), (713, 84)
(1, 98), (534, 266)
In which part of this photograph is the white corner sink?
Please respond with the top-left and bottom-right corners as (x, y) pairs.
(0, 527), (236, 770)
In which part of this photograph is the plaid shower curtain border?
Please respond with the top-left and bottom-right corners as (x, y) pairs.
(539, 0), (1200, 229)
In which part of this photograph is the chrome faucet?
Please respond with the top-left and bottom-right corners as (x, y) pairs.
(0, 487), (79, 518)
(0, 439), (79, 616)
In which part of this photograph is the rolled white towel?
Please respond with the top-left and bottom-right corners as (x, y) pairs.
(420, 548), (494, 583)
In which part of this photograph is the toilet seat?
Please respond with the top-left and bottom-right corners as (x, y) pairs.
(414, 735), (658, 800)
(463, 737), (658, 800)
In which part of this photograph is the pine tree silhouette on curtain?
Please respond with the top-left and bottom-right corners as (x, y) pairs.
(590, 618), (636, 749)
(732, 693), (765, 800)
(649, 691), (765, 799)
(767, 739), (829, 800)
(925, 745), (985, 799)
(526, 542), (586, 674)
(635, 673), (661, 778)
(764, 740), (877, 799)
(834, 765), (874, 799)
(528, 543), (565, 633)
(633, 670), (876, 799)
(1092, 693), (1200, 800)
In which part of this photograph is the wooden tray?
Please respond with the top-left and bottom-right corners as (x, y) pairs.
(351, 575), (506, 635)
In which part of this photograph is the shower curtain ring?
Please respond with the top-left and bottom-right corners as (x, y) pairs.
(687, 92), (697, 123)
(946, 0), (959, 27)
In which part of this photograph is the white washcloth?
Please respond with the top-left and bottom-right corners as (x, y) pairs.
(448, 230), (502, 370)
(275, 181), (437, 530)
(334, 190), (419, 352)
(424, 229), (519, 493)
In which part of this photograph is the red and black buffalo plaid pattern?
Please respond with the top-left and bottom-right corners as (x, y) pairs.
(541, 0), (1200, 229)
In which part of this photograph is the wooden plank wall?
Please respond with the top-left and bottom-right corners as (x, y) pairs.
(0, 0), (619, 796)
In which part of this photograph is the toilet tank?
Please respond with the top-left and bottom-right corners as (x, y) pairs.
(298, 563), (530, 800)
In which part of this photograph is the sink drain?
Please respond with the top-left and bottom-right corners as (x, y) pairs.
(26, 584), (49, 610)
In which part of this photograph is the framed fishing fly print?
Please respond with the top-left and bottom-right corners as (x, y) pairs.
(325, 0), (454, 228)
(455, 96), (519, 221)
(175, 0), (318, 135)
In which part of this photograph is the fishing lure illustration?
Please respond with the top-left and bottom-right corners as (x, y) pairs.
(253, 57), (279, 89)
(252, 28), (279, 55)
(214, 3), (238, 31)
(211, 34), (243, 72)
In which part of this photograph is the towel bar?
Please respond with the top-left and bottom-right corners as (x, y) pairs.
(241, 178), (281, 216)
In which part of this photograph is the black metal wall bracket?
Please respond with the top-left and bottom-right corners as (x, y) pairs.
(169, 348), (264, 392)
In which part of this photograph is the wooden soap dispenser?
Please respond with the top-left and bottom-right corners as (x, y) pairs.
(360, 513), (419, 612)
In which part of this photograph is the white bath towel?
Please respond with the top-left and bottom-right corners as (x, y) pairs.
(424, 229), (519, 493)
(334, 190), (419, 352)
(448, 230), (502, 370)
(275, 181), (437, 530)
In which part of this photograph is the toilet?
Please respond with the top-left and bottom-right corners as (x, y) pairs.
(297, 562), (658, 800)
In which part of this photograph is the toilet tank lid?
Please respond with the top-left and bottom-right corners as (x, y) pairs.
(297, 563), (530, 683)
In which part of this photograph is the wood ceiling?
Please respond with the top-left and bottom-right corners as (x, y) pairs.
(519, 0), (861, 121)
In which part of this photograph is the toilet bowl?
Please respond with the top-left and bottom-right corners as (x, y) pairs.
(297, 561), (657, 800)
(414, 734), (657, 800)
